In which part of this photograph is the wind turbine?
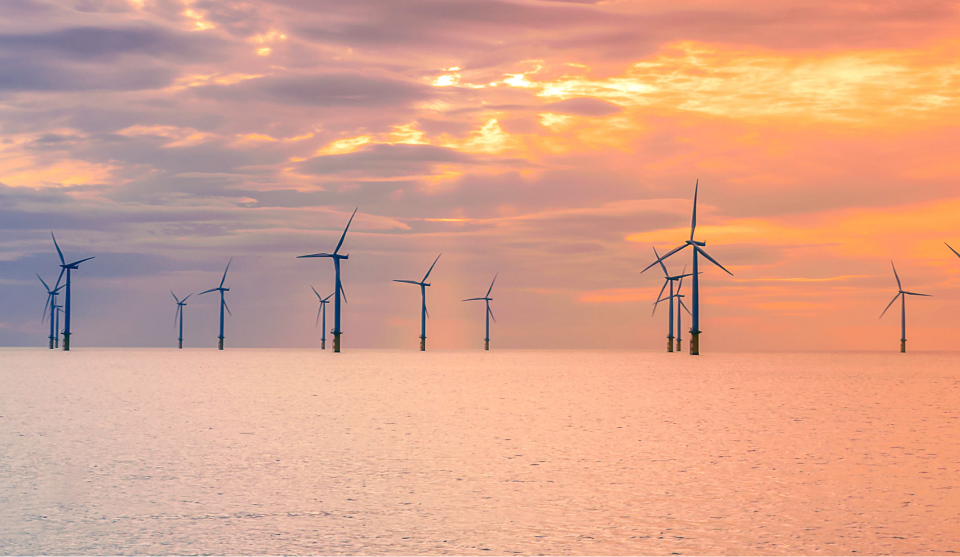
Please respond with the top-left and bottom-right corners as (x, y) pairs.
(651, 249), (692, 352)
(199, 258), (232, 350)
(297, 208), (358, 353)
(37, 273), (63, 349)
(312, 286), (333, 349)
(463, 273), (497, 350)
(394, 253), (442, 351)
(171, 291), (192, 349)
(880, 261), (930, 353)
(51, 232), (95, 351)
(641, 180), (732, 355)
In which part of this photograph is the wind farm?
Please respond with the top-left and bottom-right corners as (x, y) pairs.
(199, 258), (232, 350)
(650, 250), (692, 353)
(879, 261), (931, 353)
(394, 253), (442, 351)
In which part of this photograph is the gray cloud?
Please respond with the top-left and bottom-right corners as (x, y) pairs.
(196, 72), (433, 107)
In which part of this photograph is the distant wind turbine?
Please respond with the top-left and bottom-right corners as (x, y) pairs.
(671, 271), (693, 352)
(394, 253), (442, 351)
(199, 258), (232, 350)
(880, 261), (930, 353)
(171, 291), (192, 349)
(312, 286), (333, 350)
(55, 304), (63, 348)
(298, 208), (358, 353)
(51, 232), (95, 351)
(642, 180), (732, 355)
(37, 273), (63, 349)
(463, 273), (497, 350)
(651, 248), (692, 352)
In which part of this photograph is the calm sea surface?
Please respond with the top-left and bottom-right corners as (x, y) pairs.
(0, 349), (957, 555)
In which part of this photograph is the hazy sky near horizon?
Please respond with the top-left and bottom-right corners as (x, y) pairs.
(2, 0), (960, 350)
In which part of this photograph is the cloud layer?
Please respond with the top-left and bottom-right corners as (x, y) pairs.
(1, 0), (959, 350)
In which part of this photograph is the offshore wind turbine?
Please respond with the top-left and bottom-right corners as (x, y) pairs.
(312, 286), (333, 349)
(51, 232), (95, 351)
(171, 291), (192, 349)
(199, 258), (232, 350)
(297, 208), (358, 353)
(394, 253), (442, 351)
(651, 248), (692, 352)
(37, 273), (63, 349)
(641, 180), (732, 355)
(463, 273), (497, 350)
(880, 261), (930, 353)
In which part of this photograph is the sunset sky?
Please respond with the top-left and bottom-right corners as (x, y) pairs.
(1, 0), (959, 350)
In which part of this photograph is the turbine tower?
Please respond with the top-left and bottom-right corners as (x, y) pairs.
(312, 286), (333, 350)
(642, 180), (732, 355)
(171, 291), (192, 349)
(298, 208), (358, 353)
(880, 261), (930, 353)
(51, 232), (95, 351)
(37, 273), (63, 349)
(651, 250), (692, 352)
(463, 273), (497, 350)
(199, 258), (232, 350)
(394, 253), (442, 351)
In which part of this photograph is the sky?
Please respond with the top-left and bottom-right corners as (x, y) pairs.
(1, 0), (960, 351)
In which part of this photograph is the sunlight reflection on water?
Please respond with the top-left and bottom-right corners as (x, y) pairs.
(1, 349), (958, 554)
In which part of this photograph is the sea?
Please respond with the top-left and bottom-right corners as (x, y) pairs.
(0, 348), (957, 555)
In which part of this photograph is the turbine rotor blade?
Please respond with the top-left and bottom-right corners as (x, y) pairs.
(333, 208), (358, 255)
(67, 256), (95, 266)
(690, 179), (698, 241)
(55, 268), (65, 290)
(947, 242), (960, 259)
(297, 253), (334, 259)
(37, 274), (51, 291)
(394, 280), (420, 285)
(316, 305), (322, 327)
(904, 291), (932, 297)
(323, 293), (333, 302)
(42, 293), (51, 322)
(463, 297), (485, 301)
(220, 257), (232, 288)
(641, 243), (688, 273)
(171, 290), (180, 303)
(879, 292), (901, 318)
(51, 232), (65, 265)
(488, 306), (496, 323)
(181, 294), (192, 303)
(311, 285), (321, 300)
(174, 305), (181, 327)
(679, 299), (691, 315)
(694, 245), (733, 275)
(423, 253), (442, 282)
(653, 279), (669, 312)
(199, 288), (217, 295)
(890, 260), (901, 290)
(653, 246), (668, 276)
(486, 272), (498, 297)
(223, 299), (232, 316)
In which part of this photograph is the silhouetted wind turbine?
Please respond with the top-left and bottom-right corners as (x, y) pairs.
(463, 273), (497, 350)
(199, 258), (232, 350)
(51, 232), (95, 351)
(312, 286), (333, 350)
(642, 180), (732, 355)
(651, 248), (692, 352)
(171, 291), (192, 349)
(880, 261), (930, 353)
(298, 208), (357, 353)
(37, 273), (63, 349)
(394, 253), (442, 351)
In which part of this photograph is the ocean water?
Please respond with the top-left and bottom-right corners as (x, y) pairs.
(0, 348), (958, 555)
